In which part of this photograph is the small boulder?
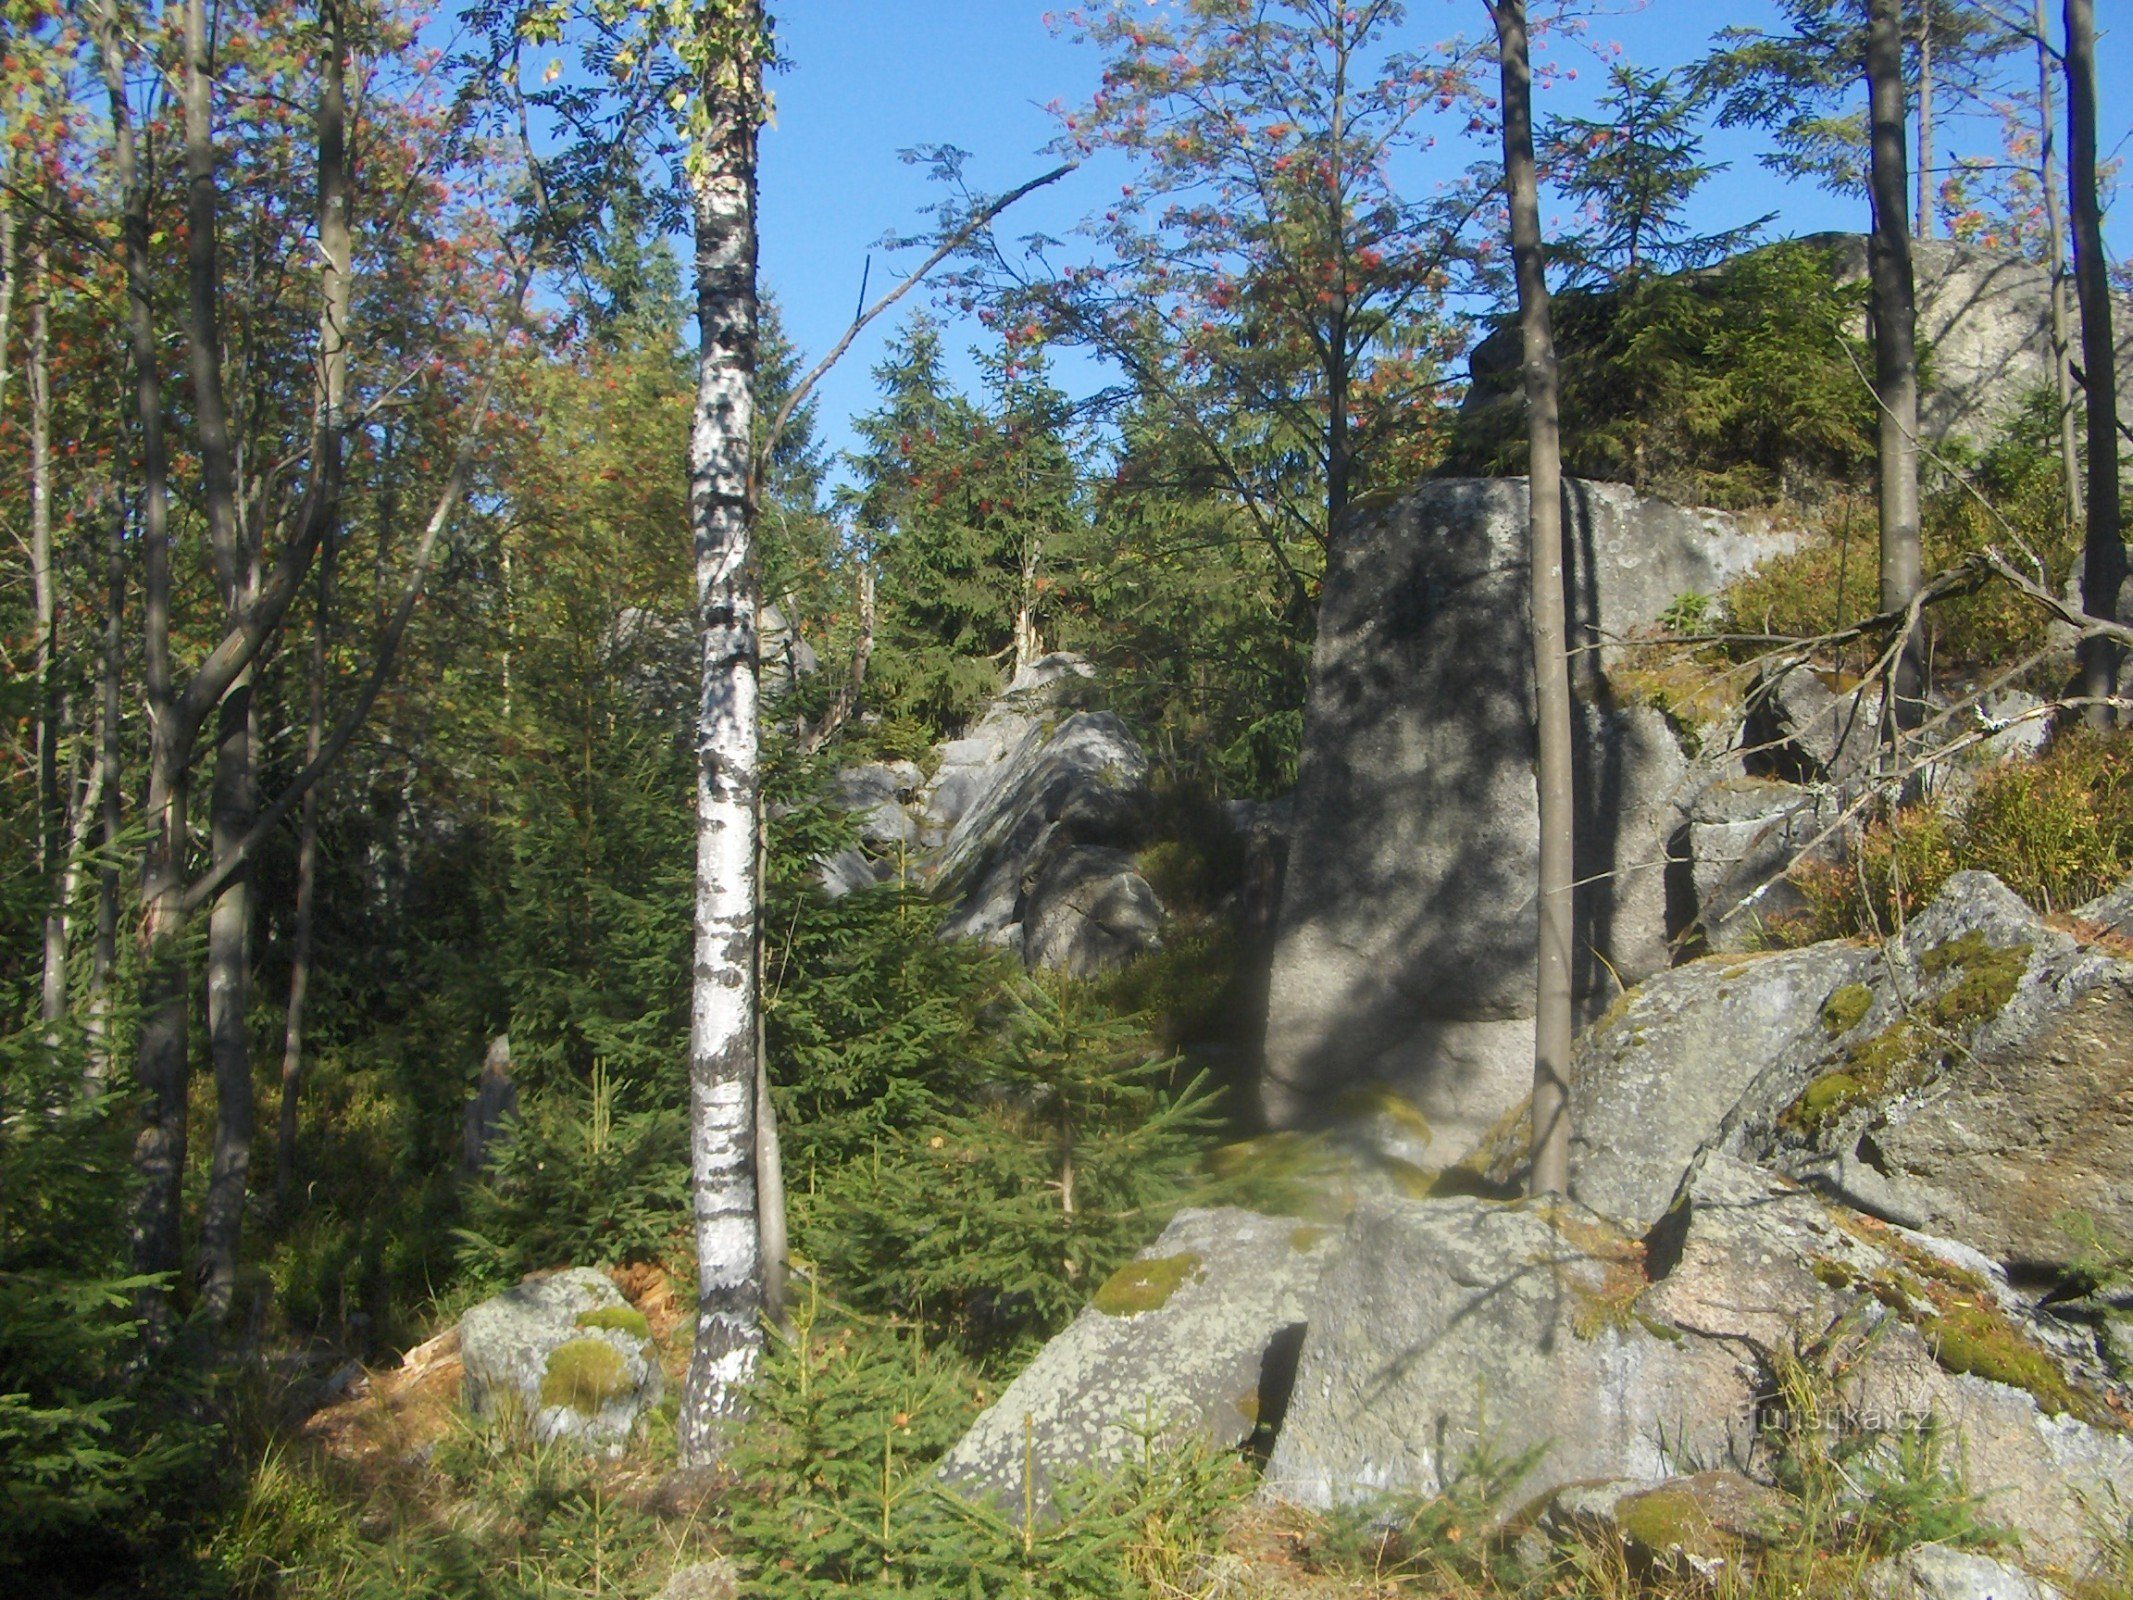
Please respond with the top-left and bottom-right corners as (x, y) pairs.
(459, 1268), (661, 1454)
(935, 1208), (1323, 1514)
(1866, 1543), (2064, 1600)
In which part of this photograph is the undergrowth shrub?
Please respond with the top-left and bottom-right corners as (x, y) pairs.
(454, 1064), (690, 1288)
(1788, 730), (2133, 938)
(724, 1287), (1251, 1599)
(1444, 239), (1877, 506)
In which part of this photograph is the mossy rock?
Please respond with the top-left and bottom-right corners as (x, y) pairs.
(1092, 1252), (1203, 1317)
(1821, 982), (1873, 1036)
(539, 1337), (631, 1415)
(574, 1305), (651, 1339)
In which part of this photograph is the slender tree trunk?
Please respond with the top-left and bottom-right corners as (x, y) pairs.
(279, 539), (331, 1205)
(276, 0), (353, 1210)
(186, 0), (262, 1323)
(1915, 6), (1935, 240)
(678, 0), (769, 1468)
(0, 172), (13, 424)
(2066, 0), (2124, 718)
(88, 491), (125, 1080)
(31, 230), (65, 1025)
(1493, 0), (1574, 1199)
(2036, 0), (2080, 537)
(197, 664), (257, 1321)
(97, 0), (189, 1313)
(1867, 0), (1927, 739)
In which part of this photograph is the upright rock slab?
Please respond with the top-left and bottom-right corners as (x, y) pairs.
(1262, 477), (1792, 1153)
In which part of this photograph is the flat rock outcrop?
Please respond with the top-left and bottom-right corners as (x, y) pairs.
(1263, 1157), (2133, 1568)
(1262, 477), (1793, 1152)
(935, 1207), (1323, 1512)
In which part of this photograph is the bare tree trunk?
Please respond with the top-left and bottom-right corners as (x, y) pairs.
(796, 564), (873, 756)
(186, 0), (262, 1323)
(1014, 531), (1042, 674)
(96, 0), (189, 1314)
(1493, 0), (1574, 1199)
(2066, 0), (2123, 719)
(278, 543), (330, 1204)
(31, 229), (65, 1025)
(1868, 0), (1927, 739)
(1915, 5), (1935, 240)
(678, 0), (769, 1468)
(2035, 0), (2080, 537)
(276, 0), (353, 1210)
(88, 491), (125, 1081)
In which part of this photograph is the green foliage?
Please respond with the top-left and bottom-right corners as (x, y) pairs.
(1542, 63), (1771, 284)
(723, 1289), (1251, 1600)
(1790, 730), (2133, 939)
(455, 1065), (689, 1287)
(0, 1019), (219, 1582)
(1444, 240), (1878, 506)
(1289, 1438), (1543, 1589)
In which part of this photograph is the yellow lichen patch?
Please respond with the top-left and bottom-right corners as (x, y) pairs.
(538, 1338), (631, 1416)
(1288, 1226), (1328, 1253)
(573, 1306), (652, 1340)
(1571, 1258), (1654, 1341)
(1592, 984), (1646, 1040)
(1820, 983), (1873, 1037)
(1330, 1082), (1434, 1146)
(1092, 1253), (1203, 1317)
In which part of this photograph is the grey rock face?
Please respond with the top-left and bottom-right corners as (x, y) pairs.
(1263, 477), (1794, 1153)
(936, 1208), (1324, 1514)
(459, 1269), (661, 1454)
(1679, 778), (1834, 952)
(1749, 873), (2133, 1277)
(1261, 1189), (1754, 1512)
(1262, 1157), (2133, 1567)
(1021, 846), (1164, 977)
(1866, 1543), (2065, 1600)
(928, 699), (1159, 968)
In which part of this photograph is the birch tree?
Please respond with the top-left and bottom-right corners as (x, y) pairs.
(676, 0), (770, 1465)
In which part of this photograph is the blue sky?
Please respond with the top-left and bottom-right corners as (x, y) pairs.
(754, 2), (2131, 481)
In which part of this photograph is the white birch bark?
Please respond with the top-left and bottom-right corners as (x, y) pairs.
(678, 1), (768, 1466)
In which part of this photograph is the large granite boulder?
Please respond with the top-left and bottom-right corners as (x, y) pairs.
(1262, 476), (1793, 1153)
(1745, 873), (2133, 1279)
(1020, 846), (1164, 977)
(936, 1207), (1324, 1513)
(1262, 1157), (2133, 1568)
(1458, 870), (2133, 1274)
(922, 656), (1160, 966)
(459, 1268), (662, 1454)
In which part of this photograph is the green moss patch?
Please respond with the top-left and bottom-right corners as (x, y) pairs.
(1820, 983), (1873, 1037)
(538, 1337), (631, 1415)
(1288, 1226), (1328, 1253)
(1092, 1253), (1203, 1317)
(573, 1306), (651, 1339)
(1922, 938), (2030, 1030)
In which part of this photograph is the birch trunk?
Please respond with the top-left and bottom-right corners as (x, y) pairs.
(1867, 0), (1927, 740)
(1493, 0), (1574, 1198)
(678, 0), (768, 1467)
(31, 230), (64, 1025)
(2066, 0), (2124, 719)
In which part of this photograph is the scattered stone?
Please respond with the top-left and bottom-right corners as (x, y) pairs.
(1680, 778), (1833, 950)
(653, 1557), (740, 1600)
(1866, 1543), (2064, 1600)
(459, 1268), (662, 1454)
(936, 1208), (1323, 1515)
